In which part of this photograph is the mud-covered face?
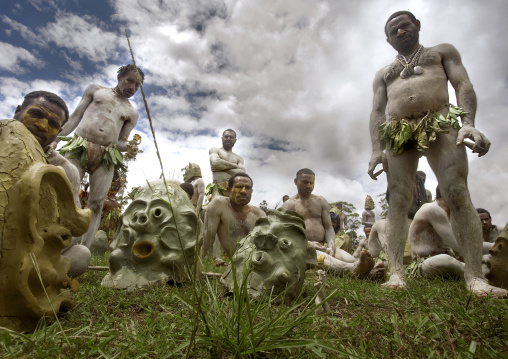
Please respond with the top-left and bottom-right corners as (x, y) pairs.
(295, 174), (314, 197)
(220, 209), (316, 301)
(103, 181), (198, 289)
(15, 98), (66, 147)
(479, 213), (492, 234)
(222, 131), (236, 150)
(116, 70), (141, 98)
(229, 176), (253, 206)
(386, 14), (420, 55)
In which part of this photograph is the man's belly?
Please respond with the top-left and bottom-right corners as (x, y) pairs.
(387, 74), (449, 117)
(305, 219), (325, 243)
(75, 119), (122, 146)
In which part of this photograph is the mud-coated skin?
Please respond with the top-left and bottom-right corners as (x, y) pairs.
(485, 224), (508, 289)
(102, 180), (199, 289)
(0, 120), (90, 332)
(220, 208), (317, 301)
(367, 14), (507, 297)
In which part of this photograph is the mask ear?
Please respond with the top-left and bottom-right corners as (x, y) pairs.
(305, 246), (317, 268)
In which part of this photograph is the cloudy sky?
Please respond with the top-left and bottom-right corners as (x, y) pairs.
(1, 0), (508, 226)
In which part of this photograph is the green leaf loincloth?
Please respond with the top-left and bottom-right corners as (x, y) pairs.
(59, 135), (126, 171)
(379, 104), (466, 154)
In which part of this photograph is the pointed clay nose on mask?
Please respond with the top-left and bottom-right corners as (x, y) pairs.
(254, 234), (278, 250)
(130, 211), (150, 230)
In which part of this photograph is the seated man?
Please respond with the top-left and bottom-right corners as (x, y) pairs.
(353, 226), (372, 258)
(330, 212), (352, 253)
(203, 173), (266, 263)
(330, 202), (348, 230)
(182, 163), (205, 214)
(409, 188), (493, 279)
(284, 168), (377, 279)
(13, 91), (91, 277)
(477, 208), (501, 243)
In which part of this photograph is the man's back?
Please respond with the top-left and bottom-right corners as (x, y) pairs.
(409, 201), (460, 258)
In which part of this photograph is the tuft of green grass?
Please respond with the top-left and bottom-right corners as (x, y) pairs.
(2, 260), (507, 358)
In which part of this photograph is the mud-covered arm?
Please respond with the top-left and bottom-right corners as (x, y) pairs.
(209, 147), (240, 171)
(56, 84), (99, 142)
(428, 207), (461, 255)
(236, 156), (245, 171)
(366, 225), (383, 258)
(321, 197), (336, 255)
(47, 151), (81, 208)
(283, 198), (296, 211)
(368, 69), (388, 179)
(196, 178), (205, 214)
(441, 43), (489, 156)
(203, 199), (221, 256)
(116, 111), (139, 152)
(353, 238), (368, 258)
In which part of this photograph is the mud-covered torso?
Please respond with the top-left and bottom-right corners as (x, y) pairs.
(287, 195), (327, 243)
(75, 87), (137, 146)
(216, 200), (263, 253)
(384, 47), (450, 118)
(211, 147), (244, 183)
(190, 178), (204, 206)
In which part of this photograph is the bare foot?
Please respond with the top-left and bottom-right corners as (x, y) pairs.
(352, 250), (375, 279)
(467, 278), (508, 298)
(367, 261), (386, 282)
(381, 272), (407, 289)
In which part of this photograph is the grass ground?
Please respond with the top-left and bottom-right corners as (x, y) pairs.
(1, 254), (507, 358)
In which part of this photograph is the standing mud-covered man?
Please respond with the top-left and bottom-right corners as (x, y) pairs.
(368, 11), (506, 296)
(54, 64), (144, 248)
(209, 129), (246, 197)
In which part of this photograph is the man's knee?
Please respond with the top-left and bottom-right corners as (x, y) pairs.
(440, 182), (469, 210)
(387, 189), (412, 212)
(87, 198), (105, 213)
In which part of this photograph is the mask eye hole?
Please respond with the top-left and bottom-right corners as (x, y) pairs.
(279, 238), (292, 250)
(153, 208), (163, 218)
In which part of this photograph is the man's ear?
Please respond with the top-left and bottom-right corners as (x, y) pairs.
(294, 178), (297, 185)
(415, 19), (421, 31)
(14, 105), (23, 119)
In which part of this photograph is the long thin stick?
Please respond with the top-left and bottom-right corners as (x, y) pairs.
(125, 30), (168, 187)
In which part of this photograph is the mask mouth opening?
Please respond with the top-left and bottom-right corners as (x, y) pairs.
(133, 240), (155, 259)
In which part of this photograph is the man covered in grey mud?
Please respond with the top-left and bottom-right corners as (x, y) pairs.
(284, 169), (379, 279)
(209, 129), (246, 197)
(203, 173), (265, 263)
(368, 11), (507, 296)
(54, 64), (144, 248)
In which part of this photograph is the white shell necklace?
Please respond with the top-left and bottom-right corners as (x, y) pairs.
(396, 45), (424, 79)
